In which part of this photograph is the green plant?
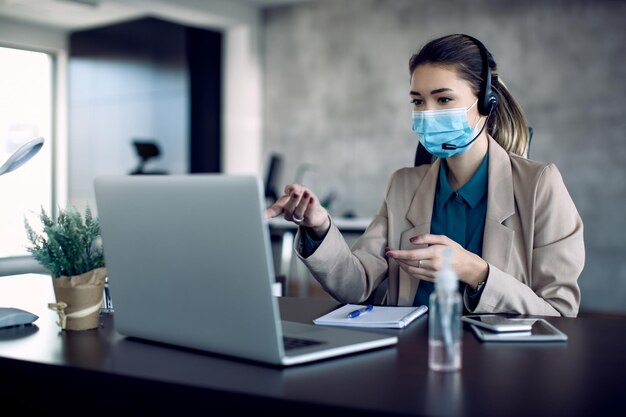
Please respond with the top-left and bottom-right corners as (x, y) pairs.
(24, 206), (105, 278)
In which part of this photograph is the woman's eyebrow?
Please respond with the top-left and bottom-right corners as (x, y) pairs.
(430, 87), (454, 94)
(410, 87), (454, 96)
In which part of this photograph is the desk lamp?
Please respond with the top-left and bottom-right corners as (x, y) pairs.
(0, 136), (45, 328)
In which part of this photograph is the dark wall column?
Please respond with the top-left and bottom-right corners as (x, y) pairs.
(187, 27), (222, 173)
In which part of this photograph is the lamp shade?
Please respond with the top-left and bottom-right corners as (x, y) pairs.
(0, 136), (44, 176)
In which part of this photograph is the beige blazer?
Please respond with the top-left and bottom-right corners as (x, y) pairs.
(296, 138), (584, 317)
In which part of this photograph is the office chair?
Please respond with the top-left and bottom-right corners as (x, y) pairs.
(264, 153), (283, 204)
(130, 140), (169, 175)
(414, 142), (435, 167)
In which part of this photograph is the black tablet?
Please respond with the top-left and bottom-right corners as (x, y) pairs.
(462, 315), (534, 332)
(470, 318), (568, 342)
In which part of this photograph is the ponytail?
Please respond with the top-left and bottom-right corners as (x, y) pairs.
(489, 76), (530, 157)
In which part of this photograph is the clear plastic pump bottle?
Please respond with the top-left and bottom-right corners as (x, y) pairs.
(428, 247), (462, 371)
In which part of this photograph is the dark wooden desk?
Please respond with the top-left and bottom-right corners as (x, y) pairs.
(0, 274), (625, 416)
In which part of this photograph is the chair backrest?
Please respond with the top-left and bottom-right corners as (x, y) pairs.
(414, 142), (435, 167)
(413, 127), (534, 166)
(264, 153), (283, 203)
(130, 140), (168, 175)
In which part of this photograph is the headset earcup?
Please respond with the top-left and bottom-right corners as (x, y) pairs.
(486, 93), (497, 114)
(479, 95), (493, 116)
(478, 79), (497, 115)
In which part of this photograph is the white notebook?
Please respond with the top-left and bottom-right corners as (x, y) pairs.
(314, 304), (428, 329)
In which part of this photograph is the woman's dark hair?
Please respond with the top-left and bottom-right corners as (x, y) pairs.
(409, 34), (529, 156)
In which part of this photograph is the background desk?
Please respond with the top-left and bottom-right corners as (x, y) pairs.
(1, 273), (625, 416)
(268, 217), (371, 297)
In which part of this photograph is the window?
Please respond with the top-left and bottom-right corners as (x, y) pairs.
(0, 46), (54, 258)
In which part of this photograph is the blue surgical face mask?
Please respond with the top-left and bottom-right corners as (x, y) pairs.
(411, 100), (482, 158)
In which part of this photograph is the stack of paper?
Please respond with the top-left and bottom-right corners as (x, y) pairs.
(313, 304), (428, 329)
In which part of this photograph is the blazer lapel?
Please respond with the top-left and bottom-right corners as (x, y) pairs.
(397, 160), (440, 305)
(482, 138), (516, 272)
(406, 158), (440, 228)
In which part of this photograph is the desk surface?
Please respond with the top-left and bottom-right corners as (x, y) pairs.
(1, 274), (625, 416)
(268, 216), (372, 232)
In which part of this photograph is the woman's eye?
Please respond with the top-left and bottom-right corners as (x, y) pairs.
(410, 98), (423, 106)
(438, 97), (452, 104)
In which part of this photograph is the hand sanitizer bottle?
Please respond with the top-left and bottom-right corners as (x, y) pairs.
(429, 247), (462, 371)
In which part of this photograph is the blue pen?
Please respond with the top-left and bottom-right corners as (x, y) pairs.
(347, 304), (374, 318)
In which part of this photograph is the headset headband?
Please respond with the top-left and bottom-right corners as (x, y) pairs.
(462, 35), (497, 116)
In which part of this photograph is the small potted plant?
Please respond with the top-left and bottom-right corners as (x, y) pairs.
(24, 205), (106, 331)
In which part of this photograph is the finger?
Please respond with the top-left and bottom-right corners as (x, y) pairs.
(282, 184), (306, 216)
(284, 183), (306, 196)
(397, 262), (419, 275)
(292, 191), (311, 221)
(417, 273), (437, 282)
(386, 247), (436, 261)
(417, 259), (430, 270)
(265, 207), (281, 219)
(390, 256), (421, 268)
(283, 190), (305, 221)
(392, 240), (442, 260)
(305, 193), (320, 211)
(385, 249), (419, 261)
(394, 257), (431, 271)
(397, 261), (437, 280)
(305, 197), (319, 220)
(409, 234), (455, 246)
(265, 195), (290, 219)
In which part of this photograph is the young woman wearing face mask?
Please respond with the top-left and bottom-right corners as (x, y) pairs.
(265, 34), (584, 317)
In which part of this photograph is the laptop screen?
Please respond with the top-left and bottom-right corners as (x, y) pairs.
(95, 175), (287, 363)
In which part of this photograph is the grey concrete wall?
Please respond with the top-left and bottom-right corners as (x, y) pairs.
(262, 0), (626, 314)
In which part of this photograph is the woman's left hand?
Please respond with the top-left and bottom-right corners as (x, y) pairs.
(385, 234), (488, 289)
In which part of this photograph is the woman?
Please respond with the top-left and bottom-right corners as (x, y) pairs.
(266, 34), (584, 317)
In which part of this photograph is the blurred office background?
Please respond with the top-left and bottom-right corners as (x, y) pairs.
(0, 0), (624, 315)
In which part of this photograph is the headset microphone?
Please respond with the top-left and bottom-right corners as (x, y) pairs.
(441, 135), (478, 150)
(441, 105), (494, 150)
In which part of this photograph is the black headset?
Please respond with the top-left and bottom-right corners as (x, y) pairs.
(440, 35), (498, 150)
(462, 34), (498, 116)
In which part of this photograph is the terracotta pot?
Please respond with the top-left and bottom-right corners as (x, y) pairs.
(49, 267), (107, 331)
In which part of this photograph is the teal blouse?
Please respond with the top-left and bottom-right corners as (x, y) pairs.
(413, 152), (489, 309)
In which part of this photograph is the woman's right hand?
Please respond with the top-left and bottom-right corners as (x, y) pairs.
(265, 184), (331, 239)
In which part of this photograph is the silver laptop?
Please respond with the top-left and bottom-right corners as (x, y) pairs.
(94, 174), (397, 366)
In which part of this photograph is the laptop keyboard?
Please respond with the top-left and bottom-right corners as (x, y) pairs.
(283, 336), (325, 351)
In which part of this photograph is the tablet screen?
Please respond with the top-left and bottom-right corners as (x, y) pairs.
(462, 315), (535, 332)
(470, 319), (567, 342)
(468, 316), (536, 326)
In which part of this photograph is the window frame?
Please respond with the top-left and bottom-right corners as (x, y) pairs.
(0, 42), (65, 276)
